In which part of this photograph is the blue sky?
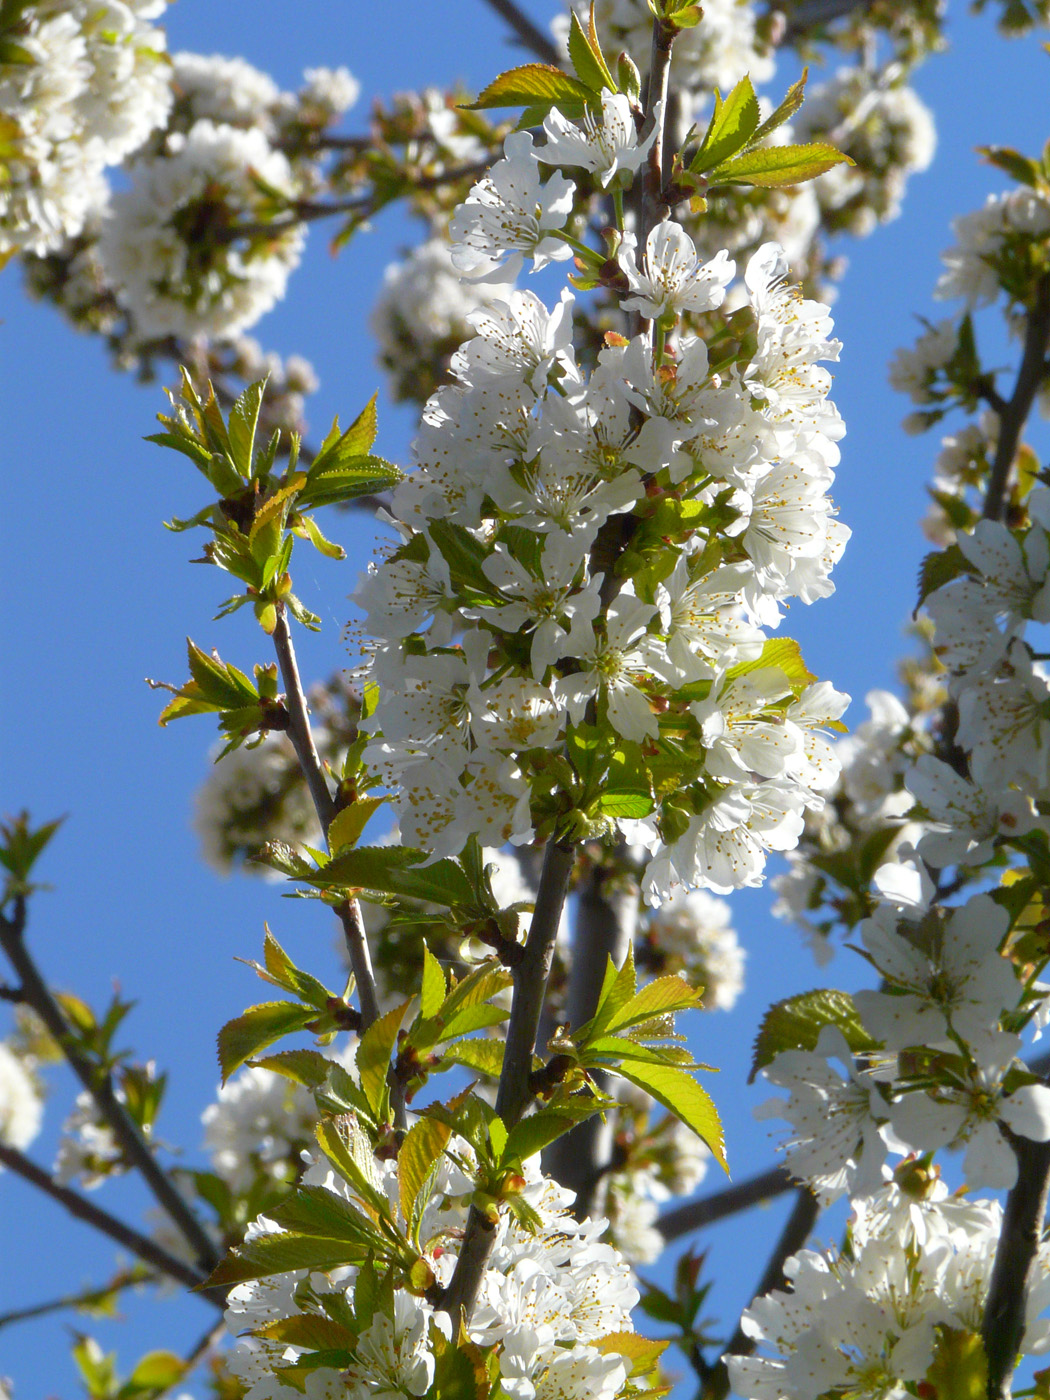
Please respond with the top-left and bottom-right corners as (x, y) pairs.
(3, 1), (1050, 1394)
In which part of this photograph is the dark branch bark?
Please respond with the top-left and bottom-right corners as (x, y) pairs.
(545, 851), (638, 1215)
(0, 1267), (150, 1330)
(0, 899), (218, 1273)
(702, 1187), (820, 1400)
(981, 1132), (1050, 1400)
(271, 607), (384, 1040)
(982, 272), (1050, 522)
(478, 0), (561, 63)
(0, 1143), (219, 1301)
(657, 1164), (794, 1242)
(440, 837), (576, 1321)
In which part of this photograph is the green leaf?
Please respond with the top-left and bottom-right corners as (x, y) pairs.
(691, 76), (760, 173)
(297, 513), (346, 561)
(311, 397), (378, 473)
(420, 945), (448, 1020)
(298, 455), (402, 509)
(248, 1048), (334, 1088)
(749, 70), (808, 147)
(924, 1326), (988, 1400)
(916, 543), (969, 611)
(398, 1117), (453, 1228)
(185, 639), (259, 709)
(356, 1000), (411, 1119)
(579, 947), (638, 1041)
(463, 63), (598, 113)
(750, 988), (878, 1082)
(226, 378), (267, 477)
(315, 1115), (391, 1219)
(328, 798), (387, 853)
(309, 845), (475, 907)
(427, 519), (500, 599)
(599, 790), (655, 818)
(567, 8), (617, 93)
(257, 1315), (356, 1352)
(217, 1001), (318, 1082)
(438, 1037), (505, 1079)
(978, 144), (1042, 187)
(725, 637), (815, 690)
(709, 142), (854, 188)
(501, 1104), (599, 1165)
(488, 1115), (508, 1161)
(206, 1230), (370, 1288)
(249, 925), (332, 1007)
(613, 1060), (727, 1172)
(604, 975), (706, 1034)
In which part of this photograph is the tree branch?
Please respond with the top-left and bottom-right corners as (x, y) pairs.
(657, 1164), (794, 1242)
(478, 0), (561, 64)
(270, 607), (383, 1036)
(981, 1132), (1050, 1400)
(0, 898), (218, 1273)
(982, 272), (1050, 523)
(440, 837), (577, 1321)
(545, 849), (638, 1215)
(702, 1187), (820, 1400)
(0, 1143), (219, 1301)
(0, 1267), (151, 1331)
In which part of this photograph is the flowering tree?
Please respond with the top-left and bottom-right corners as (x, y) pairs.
(4, 2), (1050, 1400)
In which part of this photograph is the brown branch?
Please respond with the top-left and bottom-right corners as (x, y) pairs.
(0, 1143), (219, 1301)
(702, 1187), (820, 1400)
(981, 1131), (1050, 1400)
(545, 849), (639, 1215)
(0, 899), (218, 1273)
(657, 1164), (794, 1241)
(271, 608), (384, 1038)
(982, 272), (1050, 523)
(440, 837), (577, 1321)
(478, 0), (561, 63)
(0, 1267), (151, 1331)
(780, 0), (878, 42)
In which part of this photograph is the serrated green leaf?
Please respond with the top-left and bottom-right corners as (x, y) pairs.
(691, 75), (760, 173)
(614, 1060), (727, 1172)
(438, 1038), (505, 1078)
(297, 513), (346, 561)
(298, 456), (402, 509)
(567, 8), (617, 93)
(185, 639), (259, 709)
(257, 1314), (356, 1352)
(315, 1115), (391, 1219)
(248, 1048), (334, 1088)
(604, 975), (706, 1033)
(398, 1116), (452, 1229)
(464, 63), (598, 113)
(356, 1001), (411, 1118)
(725, 637), (815, 690)
(488, 1115), (508, 1161)
(709, 142), (854, 188)
(420, 945), (447, 1021)
(328, 798), (387, 853)
(217, 1001), (317, 1083)
(308, 845), (475, 907)
(916, 543), (969, 611)
(227, 378), (267, 477)
(501, 1105), (597, 1166)
(579, 947), (638, 1042)
(206, 1230), (370, 1288)
(599, 790), (655, 818)
(924, 1326), (988, 1400)
(750, 988), (878, 1082)
(749, 70), (808, 148)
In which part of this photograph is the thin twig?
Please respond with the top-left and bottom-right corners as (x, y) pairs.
(982, 272), (1050, 522)
(657, 1164), (794, 1242)
(478, 0), (561, 63)
(0, 1267), (151, 1331)
(440, 837), (577, 1321)
(702, 1187), (820, 1400)
(0, 1143), (219, 1301)
(981, 1132), (1050, 1400)
(271, 608), (384, 1037)
(0, 899), (218, 1273)
(545, 850), (638, 1215)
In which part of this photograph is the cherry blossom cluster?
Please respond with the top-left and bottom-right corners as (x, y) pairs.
(0, 0), (172, 258)
(356, 117), (851, 904)
(225, 1146), (641, 1400)
(730, 1173), (1050, 1400)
